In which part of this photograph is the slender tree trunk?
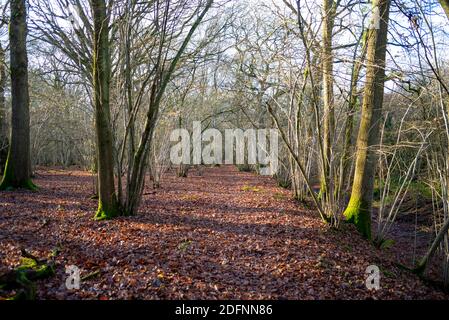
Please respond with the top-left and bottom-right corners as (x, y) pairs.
(338, 30), (368, 195)
(124, 0), (136, 204)
(92, 0), (119, 219)
(415, 217), (449, 274)
(0, 44), (8, 174)
(343, 0), (391, 239)
(0, 0), (36, 191)
(177, 116), (189, 178)
(321, 0), (336, 198)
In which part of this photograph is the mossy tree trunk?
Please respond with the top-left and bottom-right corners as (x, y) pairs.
(343, 0), (391, 239)
(0, 0), (36, 191)
(92, 0), (119, 220)
(0, 44), (8, 174)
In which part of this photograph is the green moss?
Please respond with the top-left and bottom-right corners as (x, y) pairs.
(0, 156), (38, 191)
(0, 177), (38, 191)
(94, 199), (119, 221)
(28, 264), (54, 279)
(317, 180), (327, 201)
(17, 257), (55, 279)
(343, 196), (372, 239)
(24, 179), (39, 191)
(13, 272), (35, 300)
(18, 257), (37, 270)
(1, 256), (55, 300)
(0, 156), (13, 190)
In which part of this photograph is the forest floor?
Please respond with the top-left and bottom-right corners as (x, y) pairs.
(0, 165), (447, 299)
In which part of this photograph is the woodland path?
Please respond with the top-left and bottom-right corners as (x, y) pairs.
(0, 166), (446, 299)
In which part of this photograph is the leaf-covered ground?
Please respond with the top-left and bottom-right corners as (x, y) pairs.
(0, 166), (447, 299)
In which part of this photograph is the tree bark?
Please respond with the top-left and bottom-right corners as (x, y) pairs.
(92, 0), (119, 219)
(0, 44), (7, 174)
(321, 0), (336, 198)
(343, 0), (391, 239)
(0, 0), (36, 191)
(338, 30), (368, 195)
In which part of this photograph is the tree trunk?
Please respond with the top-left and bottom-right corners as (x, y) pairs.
(343, 0), (391, 239)
(0, 44), (8, 174)
(320, 0), (336, 198)
(415, 217), (449, 274)
(338, 30), (368, 195)
(92, 0), (119, 220)
(0, 0), (36, 191)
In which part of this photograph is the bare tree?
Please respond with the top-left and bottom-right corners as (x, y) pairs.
(91, 0), (119, 219)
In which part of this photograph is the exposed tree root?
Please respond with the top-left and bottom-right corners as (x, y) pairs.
(0, 249), (55, 300)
